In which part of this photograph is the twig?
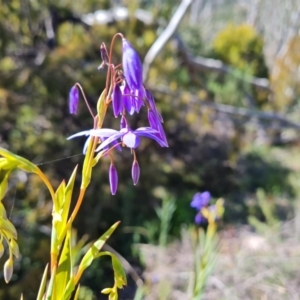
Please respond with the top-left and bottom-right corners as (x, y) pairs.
(153, 86), (300, 130)
(175, 36), (271, 92)
(143, 0), (193, 81)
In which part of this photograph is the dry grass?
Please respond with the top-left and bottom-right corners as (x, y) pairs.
(137, 216), (300, 300)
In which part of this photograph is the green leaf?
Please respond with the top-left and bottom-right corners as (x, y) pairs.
(112, 255), (127, 288)
(36, 264), (49, 300)
(0, 217), (17, 239)
(55, 229), (72, 299)
(81, 144), (93, 189)
(0, 202), (7, 219)
(76, 221), (120, 284)
(61, 166), (78, 227)
(45, 264), (57, 300)
(54, 181), (66, 213)
(96, 89), (108, 127)
(57, 166), (78, 243)
(0, 147), (39, 173)
(70, 232), (89, 267)
(73, 284), (80, 300)
(63, 276), (76, 300)
(0, 169), (12, 201)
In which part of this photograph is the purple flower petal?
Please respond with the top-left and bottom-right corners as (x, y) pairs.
(195, 214), (207, 225)
(122, 85), (135, 115)
(190, 192), (211, 210)
(133, 88), (145, 112)
(83, 136), (92, 154)
(109, 164), (118, 195)
(145, 89), (163, 122)
(69, 86), (79, 114)
(112, 84), (124, 117)
(95, 132), (124, 152)
(67, 130), (92, 140)
(122, 39), (143, 91)
(148, 109), (159, 129)
(134, 127), (167, 147)
(120, 115), (127, 129)
(155, 121), (168, 147)
(195, 214), (203, 224)
(123, 131), (140, 148)
(89, 129), (119, 137)
(131, 160), (140, 185)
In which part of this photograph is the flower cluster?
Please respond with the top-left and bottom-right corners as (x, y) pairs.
(68, 34), (168, 194)
(190, 192), (224, 224)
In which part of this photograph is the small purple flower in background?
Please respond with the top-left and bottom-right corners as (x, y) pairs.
(109, 164), (118, 195)
(195, 214), (205, 225)
(191, 191), (211, 210)
(191, 191), (211, 224)
(69, 86), (79, 114)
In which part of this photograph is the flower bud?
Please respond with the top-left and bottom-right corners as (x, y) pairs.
(4, 258), (13, 283)
(69, 86), (79, 114)
(122, 39), (143, 91)
(112, 84), (123, 117)
(10, 239), (20, 259)
(131, 160), (140, 185)
(109, 164), (118, 195)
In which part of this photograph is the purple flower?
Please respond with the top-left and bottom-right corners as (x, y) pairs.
(109, 164), (118, 195)
(120, 115), (127, 129)
(112, 84), (123, 117)
(67, 126), (167, 154)
(121, 84), (135, 115)
(190, 191), (211, 210)
(146, 89), (163, 123)
(69, 86), (79, 114)
(131, 160), (140, 185)
(122, 38), (144, 112)
(147, 110), (168, 147)
(195, 214), (206, 225)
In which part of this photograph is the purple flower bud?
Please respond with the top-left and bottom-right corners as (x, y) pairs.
(69, 86), (79, 114)
(122, 39), (143, 92)
(109, 164), (118, 195)
(131, 160), (140, 185)
(112, 84), (123, 117)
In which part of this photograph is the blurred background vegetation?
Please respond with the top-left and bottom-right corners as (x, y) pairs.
(1, 0), (300, 299)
